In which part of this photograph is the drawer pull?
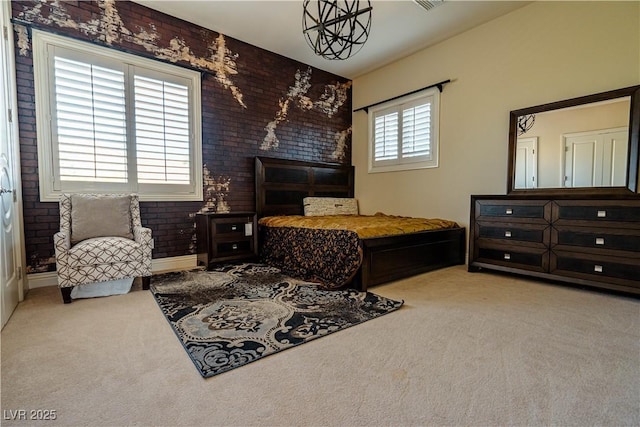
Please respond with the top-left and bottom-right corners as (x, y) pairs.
(597, 210), (606, 218)
(503, 253), (511, 260)
(232, 243), (238, 250)
(504, 231), (512, 238)
(506, 208), (513, 215)
(231, 225), (237, 231)
(594, 264), (603, 273)
(595, 237), (605, 246)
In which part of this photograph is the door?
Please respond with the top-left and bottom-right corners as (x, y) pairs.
(564, 128), (628, 187)
(1, 3), (24, 328)
(515, 137), (537, 189)
(601, 130), (629, 186)
(564, 134), (597, 187)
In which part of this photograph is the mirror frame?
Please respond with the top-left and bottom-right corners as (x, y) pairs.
(507, 85), (640, 197)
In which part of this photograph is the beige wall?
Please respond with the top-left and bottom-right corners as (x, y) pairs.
(352, 1), (639, 236)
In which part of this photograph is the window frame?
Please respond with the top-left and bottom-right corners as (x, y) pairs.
(33, 30), (203, 202)
(368, 87), (440, 173)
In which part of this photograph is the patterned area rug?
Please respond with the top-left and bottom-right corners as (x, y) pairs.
(151, 263), (404, 378)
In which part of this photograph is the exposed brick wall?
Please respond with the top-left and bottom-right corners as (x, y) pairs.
(11, 0), (352, 273)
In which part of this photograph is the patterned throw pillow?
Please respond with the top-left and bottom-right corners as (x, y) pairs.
(303, 197), (359, 216)
(70, 194), (133, 244)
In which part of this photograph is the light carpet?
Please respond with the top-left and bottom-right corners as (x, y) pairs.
(1, 265), (638, 426)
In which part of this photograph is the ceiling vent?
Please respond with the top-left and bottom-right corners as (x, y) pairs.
(413, 0), (446, 12)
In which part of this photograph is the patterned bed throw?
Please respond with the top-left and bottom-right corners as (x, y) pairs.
(260, 226), (362, 290)
(258, 214), (459, 289)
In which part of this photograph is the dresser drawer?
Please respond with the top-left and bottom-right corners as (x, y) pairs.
(550, 250), (640, 288)
(476, 222), (549, 247)
(475, 199), (551, 224)
(475, 243), (548, 272)
(551, 226), (640, 256)
(216, 240), (253, 257)
(215, 217), (255, 236)
(552, 200), (640, 228)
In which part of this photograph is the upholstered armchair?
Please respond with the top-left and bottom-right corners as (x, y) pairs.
(54, 194), (152, 304)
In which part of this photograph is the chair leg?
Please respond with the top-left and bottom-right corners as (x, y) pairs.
(142, 276), (151, 290)
(60, 287), (72, 304)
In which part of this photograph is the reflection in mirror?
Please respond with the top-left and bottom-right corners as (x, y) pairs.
(507, 85), (640, 196)
(515, 97), (630, 189)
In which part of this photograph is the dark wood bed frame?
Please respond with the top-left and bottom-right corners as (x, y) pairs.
(255, 156), (466, 291)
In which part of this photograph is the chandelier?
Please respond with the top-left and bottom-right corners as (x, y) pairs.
(517, 114), (536, 136)
(302, 0), (373, 60)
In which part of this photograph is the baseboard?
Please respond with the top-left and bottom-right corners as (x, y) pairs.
(26, 255), (198, 289)
(151, 254), (198, 274)
(27, 271), (58, 289)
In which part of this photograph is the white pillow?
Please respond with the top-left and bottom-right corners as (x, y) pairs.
(70, 194), (133, 244)
(303, 197), (358, 216)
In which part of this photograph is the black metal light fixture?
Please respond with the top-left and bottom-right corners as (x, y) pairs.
(517, 114), (536, 136)
(302, 0), (373, 60)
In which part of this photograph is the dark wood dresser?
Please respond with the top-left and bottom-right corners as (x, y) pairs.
(469, 195), (640, 295)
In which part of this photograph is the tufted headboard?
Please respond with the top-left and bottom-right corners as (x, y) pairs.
(255, 156), (354, 218)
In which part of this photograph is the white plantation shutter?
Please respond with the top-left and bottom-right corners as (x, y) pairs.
(33, 30), (202, 201)
(134, 75), (191, 184)
(402, 101), (431, 159)
(369, 87), (439, 173)
(53, 57), (128, 183)
(374, 111), (398, 161)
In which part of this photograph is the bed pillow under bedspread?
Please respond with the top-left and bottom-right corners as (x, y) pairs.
(258, 214), (460, 290)
(258, 213), (459, 239)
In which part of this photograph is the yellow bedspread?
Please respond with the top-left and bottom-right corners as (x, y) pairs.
(258, 213), (459, 239)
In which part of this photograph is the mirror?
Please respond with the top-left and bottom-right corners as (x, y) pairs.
(508, 85), (640, 196)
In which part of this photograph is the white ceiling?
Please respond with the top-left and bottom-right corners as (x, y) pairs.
(131, 0), (529, 79)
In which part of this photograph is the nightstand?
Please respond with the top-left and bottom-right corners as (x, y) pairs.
(195, 212), (258, 268)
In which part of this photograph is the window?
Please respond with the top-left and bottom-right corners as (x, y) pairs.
(33, 30), (202, 201)
(368, 87), (439, 173)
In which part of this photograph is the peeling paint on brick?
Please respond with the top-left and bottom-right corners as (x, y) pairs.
(16, 0), (246, 108)
(332, 126), (352, 161)
(18, 0), (78, 30)
(261, 67), (351, 151)
(199, 164), (231, 215)
(130, 23), (158, 52)
(80, 0), (132, 44)
(188, 165), (231, 252)
(315, 81), (352, 118)
(26, 255), (56, 274)
(261, 67), (313, 150)
(15, 24), (30, 56)
(155, 34), (246, 108)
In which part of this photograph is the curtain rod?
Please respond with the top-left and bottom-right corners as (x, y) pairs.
(353, 79), (451, 113)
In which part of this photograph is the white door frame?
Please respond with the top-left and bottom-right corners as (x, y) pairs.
(563, 126), (628, 187)
(1, 2), (26, 328)
(515, 137), (538, 189)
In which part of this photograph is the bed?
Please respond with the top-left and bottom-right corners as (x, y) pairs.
(255, 156), (466, 291)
